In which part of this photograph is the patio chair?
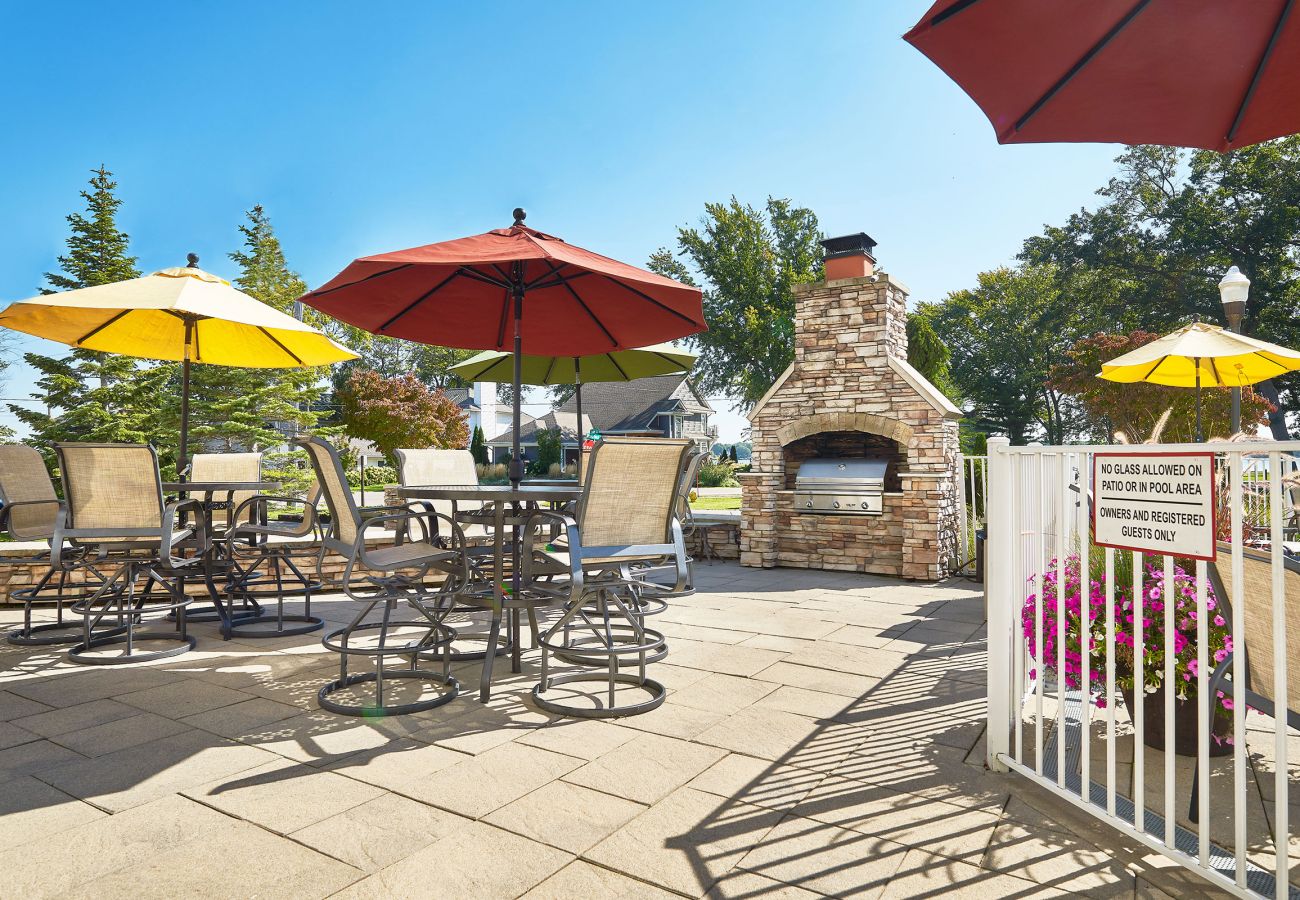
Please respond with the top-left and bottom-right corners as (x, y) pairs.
(1192, 544), (1300, 821)
(523, 436), (692, 718)
(221, 482), (325, 638)
(56, 443), (208, 665)
(0, 445), (103, 646)
(189, 451), (262, 535)
(396, 447), (508, 665)
(298, 435), (468, 716)
(633, 447), (706, 599)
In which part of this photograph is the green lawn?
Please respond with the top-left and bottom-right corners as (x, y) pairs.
(691, 496), (740, 511)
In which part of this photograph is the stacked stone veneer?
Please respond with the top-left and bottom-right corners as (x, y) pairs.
(740, 273), (960, 580)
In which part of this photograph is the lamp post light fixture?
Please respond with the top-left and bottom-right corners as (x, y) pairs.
(1219, 265), (1251, 434)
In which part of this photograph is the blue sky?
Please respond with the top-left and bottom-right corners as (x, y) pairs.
(0, 1), (1124, 442)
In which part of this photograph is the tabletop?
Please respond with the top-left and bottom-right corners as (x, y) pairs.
(163, 481), (282, 494)
(396, 484), (582, 502)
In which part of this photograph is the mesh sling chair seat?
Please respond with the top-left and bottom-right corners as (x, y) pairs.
(56, 443), (209, 665)
(396, 447), (513, 667)
(0, 445), (107, 646)
(221, 482), (325, 638)
(299, 436), (468, 716)
(1190, 544), (1300, 821)
(180, 451), (266, 625)
(523, 437), (692, 718)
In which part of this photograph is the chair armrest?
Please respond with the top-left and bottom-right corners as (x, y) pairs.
(1, 498), (65, 543)
(353, 510), (469, 580)
(227, 495), (319, 544)
(164, 498), (208, 566)
(522, 510), (583, 598)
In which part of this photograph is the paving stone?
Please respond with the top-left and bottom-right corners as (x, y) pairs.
(0, 738), (84, 779)
(413, 741), (583, 818)
(671, 672), (779, 716)
(334, 819), (570, 899)
(586, 786), (783, 896)
(751, 684), (854, 720)
(980, 819), (1138, 896)
(118, 679), (253, 718)
(688, 752), (824, 812)
(324, 737), (467, 793)
(12, 698), (141, 738)
(613, 699), (729, 740)
(412, 700), (544, 754)
(0, 720), (37, 750)
(516, 716), (640, 761)
(37, 728), (277, 812)
(879, 847), (1068, 898)
(735, 813), (909, 898)
(50, 711), (190, 757)
(6, 668), (186, 708)
(292, 792), (466, 872)
(179, 695), (303, 737)
(662, 638), (787, 677)
(564, 731), (726, 805)
(184, 756), (384, 834)
(0, 774), (105, 852)
(789, 773), (1001, 862)
(752, 661), (882, 698)
(0, 690), (52, 721)
(522, 860), (680, 898)
(705, 870), (822, 899)
(694, 706), (833, 762)
(486, 779), (646, 853)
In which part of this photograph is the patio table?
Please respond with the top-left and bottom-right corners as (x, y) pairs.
(163, 480), (281, 637)
(397, 483), (582, 697)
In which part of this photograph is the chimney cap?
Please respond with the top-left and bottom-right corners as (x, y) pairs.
(821, 232), (877, 261)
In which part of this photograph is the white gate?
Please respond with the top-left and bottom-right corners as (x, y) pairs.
(986, 437), (1299, 898)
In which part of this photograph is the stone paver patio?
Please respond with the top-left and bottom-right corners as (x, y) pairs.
(0, 562), (1228, 898)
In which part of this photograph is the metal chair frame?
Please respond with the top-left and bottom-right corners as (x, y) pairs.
(298, 435), (468, 716)
(222, 487), (325, 638)
(55, 443), (209, 665)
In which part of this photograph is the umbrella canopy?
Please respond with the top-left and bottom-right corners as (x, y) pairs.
(448, 343), (696, 386)
(300, 214), (705, 357)
(0, 264), (356, 367)
(0, 259), (358, 472)
(1097, 322), (1300, 387)
(905, 0), (1300, 151)
(1098, 321), (1300, 439)
(301, 210), (705, 487)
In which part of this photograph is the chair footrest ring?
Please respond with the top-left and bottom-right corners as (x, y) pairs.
(539, 626), (666, 658)
(531, 671), (665, 718)
(321, 621), (457, 658)
(318, 670), (459, 716)
(68, 633), (196, 665)
(228, 614), (324, 639)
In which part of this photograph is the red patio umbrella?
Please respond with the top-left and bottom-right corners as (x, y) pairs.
(300, 209), (705, 485)
(904, 0), (1300, 152)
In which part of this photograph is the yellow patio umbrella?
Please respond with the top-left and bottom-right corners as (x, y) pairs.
(0, 256), (358, 471)
(1098, 321), (1300, 439)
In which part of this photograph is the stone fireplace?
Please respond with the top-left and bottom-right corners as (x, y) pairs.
(739, 232), (962, 580)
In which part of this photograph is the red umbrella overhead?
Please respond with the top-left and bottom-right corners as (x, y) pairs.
(300, 210), (704, 357)
(905, 0), (1300, 152)
(301, 209), (705, 488)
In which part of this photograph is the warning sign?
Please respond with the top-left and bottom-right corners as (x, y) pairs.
(1092, 453), (1216, 560)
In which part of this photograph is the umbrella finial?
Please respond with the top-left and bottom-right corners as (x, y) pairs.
(512, 208), (526, 226)
(186, 253), (199, 268)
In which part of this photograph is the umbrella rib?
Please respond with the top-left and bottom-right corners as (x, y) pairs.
(606, 353), (629, 381)
(257, 327), (304, 366)
(596, 272), (703, 330)
(1140, 355), (1168, 382)
(527, 270), (595, 292)
(496, 288), (510, 350)
(542, 261), (618, 348)
(74, 309), (133, 345)
(1227, 0), (1295, 145)
(378, 269), (466, 333)
(652, 350), (690, 370)
(928, 0), (985, 27)
(1013, 0), (1154, 136)
(305, 264), (415, 299)
(542, 357), (558, 384)
(461, 267), (511, 290)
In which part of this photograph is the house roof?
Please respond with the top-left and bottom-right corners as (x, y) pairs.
(488, 410), (592, 447)
(443, 387), (479, 411)
(555, 374), (712, 434)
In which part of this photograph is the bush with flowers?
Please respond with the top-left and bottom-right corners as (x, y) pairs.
(1022, 553), (1234, 719)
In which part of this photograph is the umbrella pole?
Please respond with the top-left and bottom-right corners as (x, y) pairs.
(574, 357), (583, 484)
(178, 320), (194, 481)
(510, 281), (524, 489)
(1195, 357), (1203, 442)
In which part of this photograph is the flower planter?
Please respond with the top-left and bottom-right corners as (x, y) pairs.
(1121, 686), (1233, 758)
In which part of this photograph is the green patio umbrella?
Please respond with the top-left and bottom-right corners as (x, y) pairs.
(449, 342), (697, 463)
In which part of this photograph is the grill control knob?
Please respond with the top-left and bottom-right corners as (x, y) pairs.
(832, 500), (841, 509)
(805, 500), (813, 508)
(861, 501), (869, 509)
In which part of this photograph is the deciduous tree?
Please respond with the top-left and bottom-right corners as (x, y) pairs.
(649, 197), (823, 406)
(337, 369), (469, 460)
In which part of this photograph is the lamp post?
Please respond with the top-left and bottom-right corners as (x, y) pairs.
(1219, 265), (1251, 435)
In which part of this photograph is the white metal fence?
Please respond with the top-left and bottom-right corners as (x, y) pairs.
(957, 454), (988, 572)
(986, 438), (1300, 899)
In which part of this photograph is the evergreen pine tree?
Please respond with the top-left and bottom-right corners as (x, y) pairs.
(470, 425), (488, 465)
(11, 166), (163, 466)
(179, 205), (324, 455)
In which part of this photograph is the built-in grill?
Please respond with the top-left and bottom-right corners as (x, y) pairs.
(793, 457), (886, 515)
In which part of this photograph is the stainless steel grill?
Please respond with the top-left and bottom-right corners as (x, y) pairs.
(793, 457), (886, 515)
